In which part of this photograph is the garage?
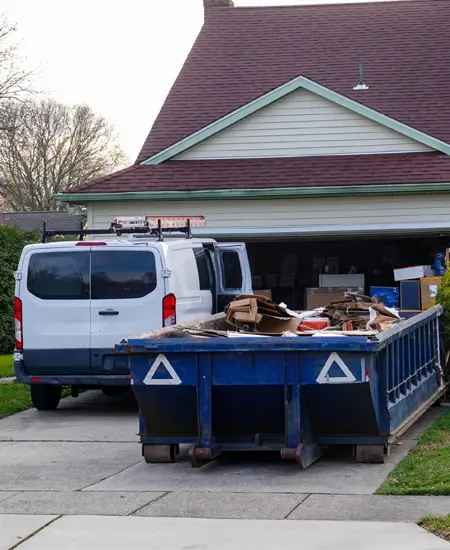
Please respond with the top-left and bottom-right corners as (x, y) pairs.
(244, 235), (447, 310)
(75, 192), (450, 312)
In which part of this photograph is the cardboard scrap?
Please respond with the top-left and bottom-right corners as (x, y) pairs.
(225, 294), (299, 335)
(322, 293), (402, 333)
(176, 293), (404, 341)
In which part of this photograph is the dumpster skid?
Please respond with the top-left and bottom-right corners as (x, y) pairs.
(117, 307), (447, 468)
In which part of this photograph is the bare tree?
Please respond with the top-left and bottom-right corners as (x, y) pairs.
(0, 15), (34, 103)
(0, 99), (127, 211)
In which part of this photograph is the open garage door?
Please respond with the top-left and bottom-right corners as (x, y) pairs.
(241, 235), (447, 310)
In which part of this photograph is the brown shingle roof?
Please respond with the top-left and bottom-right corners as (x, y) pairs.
(65, 0), (450, 196)
(137, 0), (450, 163)
(68, 153), (450, 194)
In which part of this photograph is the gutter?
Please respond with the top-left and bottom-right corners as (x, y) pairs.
(55, 183), (450, 203)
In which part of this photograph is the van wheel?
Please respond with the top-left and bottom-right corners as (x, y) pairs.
(30, 385), (62, 411)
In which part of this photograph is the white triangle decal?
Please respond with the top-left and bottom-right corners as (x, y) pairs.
(316, 352), (356, 384)
(143, 354), (182, 386)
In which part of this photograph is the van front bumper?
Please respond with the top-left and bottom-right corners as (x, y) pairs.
(13, 353), (130, 386)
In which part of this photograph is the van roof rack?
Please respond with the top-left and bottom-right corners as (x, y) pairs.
(41, 217), (200, 243)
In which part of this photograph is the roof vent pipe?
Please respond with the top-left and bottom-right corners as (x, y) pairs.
(353, 63), (369, 91)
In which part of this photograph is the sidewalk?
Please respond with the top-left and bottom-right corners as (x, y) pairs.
(2, 515), (449, 550)
(1, 491), (449, 522)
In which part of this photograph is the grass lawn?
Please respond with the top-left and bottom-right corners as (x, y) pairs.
(0, 382), (71, 419)
(0, 355), (14, 378)
(419, 514), (450, 542)
(0, 382), (33, 419)
(377, 411), (450, 495)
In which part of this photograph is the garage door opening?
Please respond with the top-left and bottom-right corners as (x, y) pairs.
(245, 236), (448, 310)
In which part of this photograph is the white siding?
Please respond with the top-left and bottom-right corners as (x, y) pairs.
(88, 195), (450, 236)
(176, 89), (432, 160)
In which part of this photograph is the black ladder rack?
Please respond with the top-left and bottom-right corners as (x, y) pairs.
(41, 219), (193, 243)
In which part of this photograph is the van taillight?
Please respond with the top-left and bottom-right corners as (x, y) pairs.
(14, 297), (23, 350)
(162, 294), (176, 327)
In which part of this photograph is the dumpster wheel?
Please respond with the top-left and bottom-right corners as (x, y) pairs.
(188, 445), (211, 468)
(355, 444), (388, 464)
(143, 444), (178, 464)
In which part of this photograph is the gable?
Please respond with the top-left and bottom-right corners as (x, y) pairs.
(137, 1), (450, 163)
(176, 89), (432, 160)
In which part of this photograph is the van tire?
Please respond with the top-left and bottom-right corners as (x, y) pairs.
(30, 385), (62, 411)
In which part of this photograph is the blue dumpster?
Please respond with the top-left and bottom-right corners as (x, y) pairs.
(118, 306), (447, 467)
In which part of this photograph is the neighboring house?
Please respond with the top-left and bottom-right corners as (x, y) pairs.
(0, 211), (86, 233)
(56, 0), (450, 307)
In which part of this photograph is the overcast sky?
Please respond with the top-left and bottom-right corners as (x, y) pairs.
(1, 0), (386, 161)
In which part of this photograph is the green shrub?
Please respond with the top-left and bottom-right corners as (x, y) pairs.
(0, 227), (40, 354)
(437, 268), (450, 350)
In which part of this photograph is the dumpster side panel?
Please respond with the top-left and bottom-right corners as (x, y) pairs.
(380, 309), (444, 436)
(303, 384), (379, 436)
(212, 351), (285, 385)
(135, 386), (198, 437)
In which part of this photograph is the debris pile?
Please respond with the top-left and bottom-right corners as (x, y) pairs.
(223, 293), (402, 337)
(322, 293), (401, 333)
(176, 293), (403, 339)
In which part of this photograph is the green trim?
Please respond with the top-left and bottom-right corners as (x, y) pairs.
(55, 183), (450, 203)
(142, 76), (450, 164)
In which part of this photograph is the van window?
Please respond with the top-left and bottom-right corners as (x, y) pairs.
(221, 251), (243, 290)
(27, 251), (89, 300)
(91, 250), (157, 300)
(193, 248), (212, 291)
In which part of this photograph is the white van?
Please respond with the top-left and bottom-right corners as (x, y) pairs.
(14, 218), (252, 410)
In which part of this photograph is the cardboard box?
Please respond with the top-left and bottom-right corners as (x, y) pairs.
(394, 265), (434, 282)
(255, 289), (272, 300)
(257, 315), (299, 334)
(400, 280), (421, 310)
(420, 277), (442, 310)
(305, 287), (364, 309)
(370, 286), (399, 308)
(319, 274), (365, 288)
(226, 295), (299, 334)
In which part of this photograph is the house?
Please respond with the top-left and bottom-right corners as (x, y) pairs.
(0, 211), (86, 233)
(56, 0), (450, 308)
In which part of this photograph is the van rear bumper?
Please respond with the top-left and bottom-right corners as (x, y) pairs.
(14, 356), (130, 386)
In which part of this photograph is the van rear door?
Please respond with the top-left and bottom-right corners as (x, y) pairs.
(89, 247), (165, 375)
(21, 247), (91, 375)
(212, 243), (253, 312)
(170, 246), (214, 324)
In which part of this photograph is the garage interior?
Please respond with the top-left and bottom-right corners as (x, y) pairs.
(244, 235), (449, 310)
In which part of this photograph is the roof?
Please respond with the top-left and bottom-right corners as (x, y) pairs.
(136, 0), (450, 163)
(62, 0), (450, 197)
(0, 211), (86, 232)
(65, 153), (450, 195)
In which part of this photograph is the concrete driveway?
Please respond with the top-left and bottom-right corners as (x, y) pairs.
(0, 391), (449, 522)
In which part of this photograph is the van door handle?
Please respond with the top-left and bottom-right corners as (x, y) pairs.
(99, 310), (119, 316)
